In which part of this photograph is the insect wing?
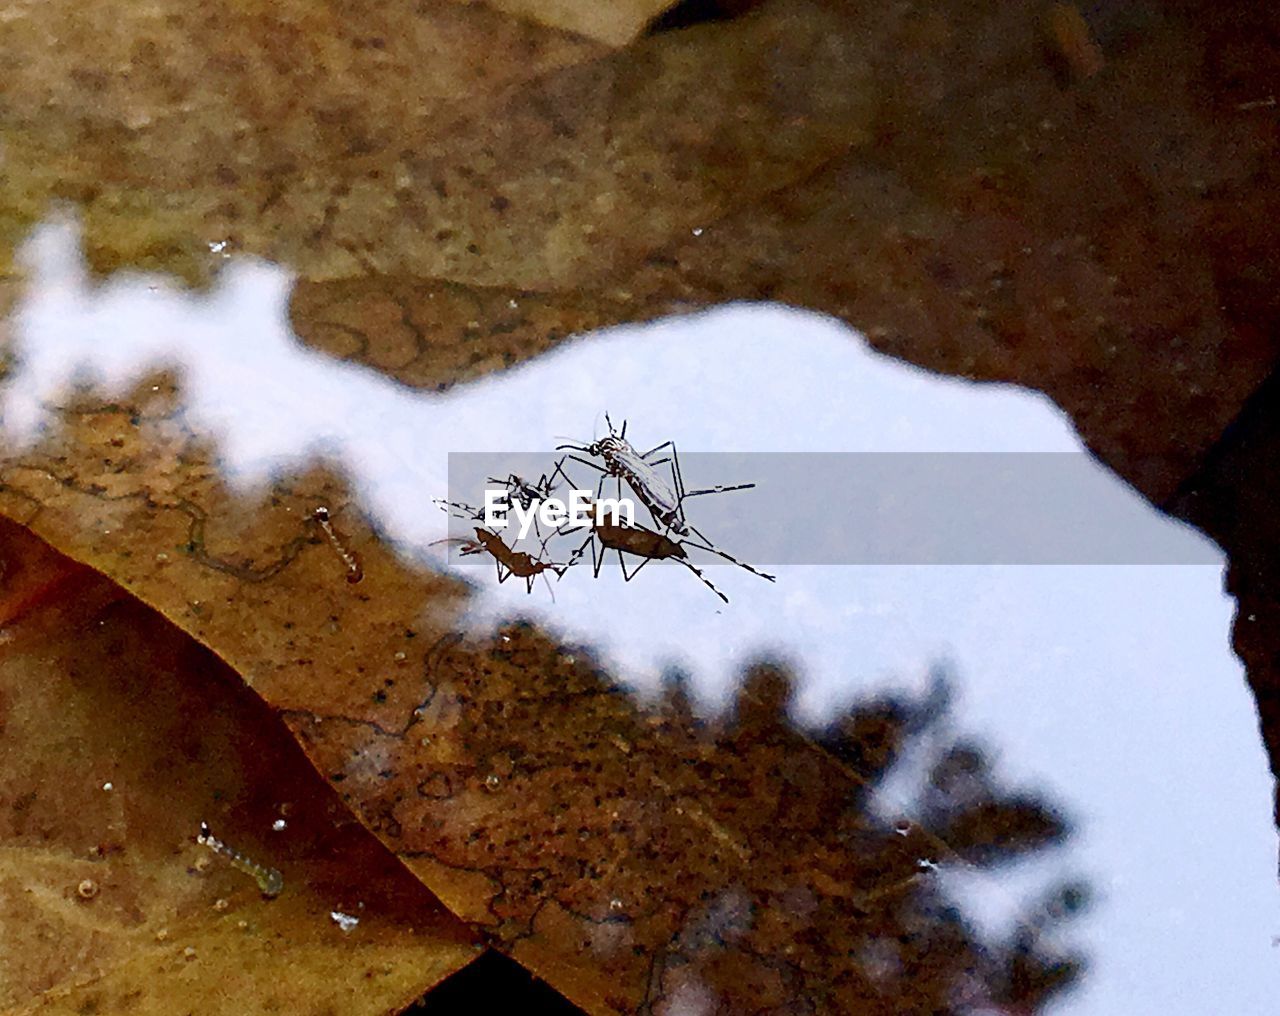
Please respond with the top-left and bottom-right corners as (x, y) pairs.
(612, 447), (679, 516)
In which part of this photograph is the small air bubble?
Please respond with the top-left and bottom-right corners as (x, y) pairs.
(484, 774), (501, 791)
(893, 820), (911, 837)
(102, 782), (113, 791)
(213, 898), (229, 912)
(272, 819), (287, 832)
(77, 879), (99, 900)
(393, 651), (407, 662)
(183, 946), (197, 960)
(692, 227), (703, 236)
(609, 898), (624, 912)
(508, 299), (518, 309)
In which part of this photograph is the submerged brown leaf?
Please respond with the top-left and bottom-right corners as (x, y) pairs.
(1, 0), (1277, 1010)
(3, 1), (1276, 496)
(0, 518), (479, 1015)
(0, 0), (606, 281)
(0, 394), (1084, 1013)
(297, 2), (1279, 503)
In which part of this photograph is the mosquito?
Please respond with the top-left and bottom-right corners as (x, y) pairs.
(450, 526), (568, 595)
(431, 499), (568, 596)
(560, 501), (729, 603)
(555, 414), (753, 540)
(481, 458), (567, 543)
(551, 433), (776, 584)
(487, 459), (564, 512)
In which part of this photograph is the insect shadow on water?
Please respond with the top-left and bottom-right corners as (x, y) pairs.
(430, 497), (568, 598)
(554, 418), (776, 585)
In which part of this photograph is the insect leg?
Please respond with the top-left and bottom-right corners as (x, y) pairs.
(434, 497), (485, 521)
(561, 533), (595, 576)
(681, 532), (777, 582)
(640, 439), (674, 460)
(549, 458), (579, 493)
(562, 452), (607, 475)
(639, 440), (692, 529)
(591, 532), (606, 579)
(641, 440), (683, 494)
(682, 482), (756, 498)
(674, 557), (730, 604)
(618, 550), (655, 582)
(539, 531), (571, 577)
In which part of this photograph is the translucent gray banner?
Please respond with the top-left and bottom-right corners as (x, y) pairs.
(443, 452), (1218, 565)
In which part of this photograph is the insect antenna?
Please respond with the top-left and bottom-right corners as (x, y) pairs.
(426, 536), (486, 558)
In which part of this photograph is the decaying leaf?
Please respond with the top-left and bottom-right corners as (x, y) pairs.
(3, 1), (1277, 499)
(287, 1), (1280, 504)
(0, 517), (479, 1015)
(0, 394), (1085, 1013)
(0, 0), (607, 281)
(1, 0), (1279, 1011)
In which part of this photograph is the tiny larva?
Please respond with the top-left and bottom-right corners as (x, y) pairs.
(197, 821), (284, 898)
(312, 506), (364, 584)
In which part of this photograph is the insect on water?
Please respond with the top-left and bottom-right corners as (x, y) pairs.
(481, 458), (568, 543)
(431, 499), (568, 597)
(554, 423), (776, 585)
(556, 414), (753, 539)
(459, 526), (568, 594)
(560, 491), (730, 603)
(197, 821), (284, 897)
(312, 506), (363, 583)
(487, 461), (564, 512)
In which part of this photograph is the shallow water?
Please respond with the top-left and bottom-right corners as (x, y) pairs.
(4, 216), (1278, 1013)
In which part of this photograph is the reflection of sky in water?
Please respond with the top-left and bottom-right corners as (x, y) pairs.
(5, 216), (1278, 1014)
